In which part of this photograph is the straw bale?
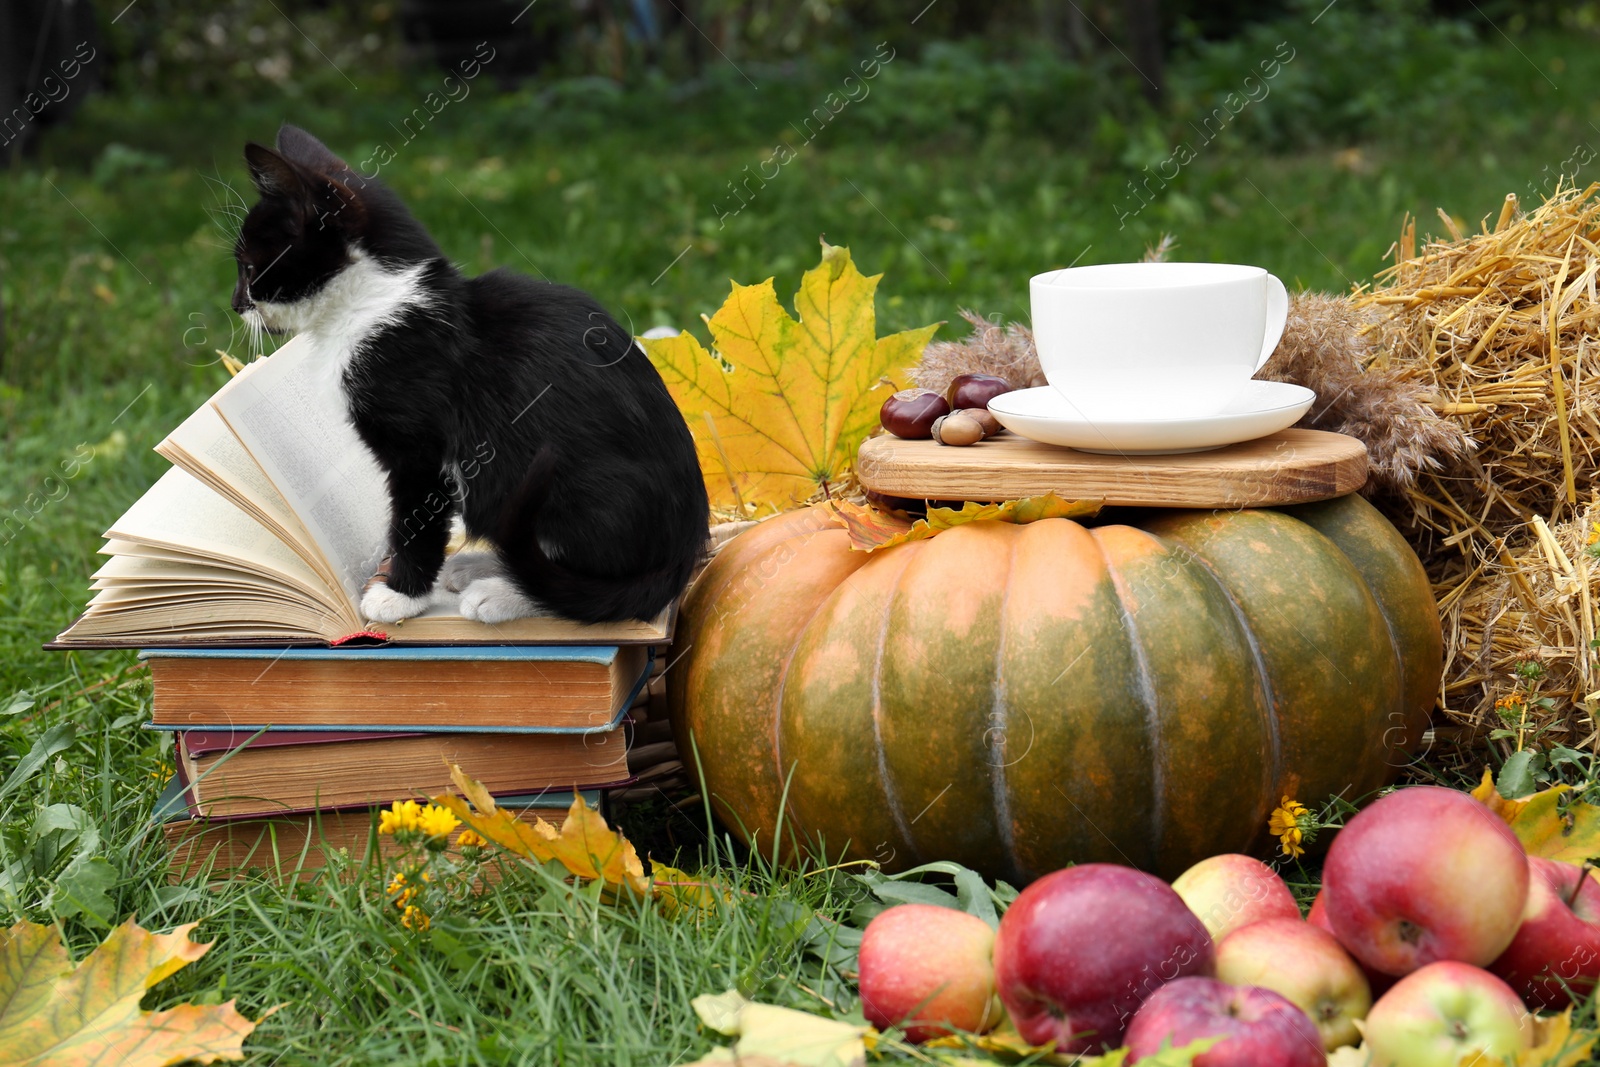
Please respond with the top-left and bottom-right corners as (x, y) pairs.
(1436, 501), (1600, 747)
(1357, 183), (1600, 743)
(1357, 183), (1600, 561)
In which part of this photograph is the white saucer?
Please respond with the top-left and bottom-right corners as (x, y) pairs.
(987, 381), (1316, 454)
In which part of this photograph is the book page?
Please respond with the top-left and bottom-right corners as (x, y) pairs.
(92, 553), (336, 608)
(208, 337), (389, 607)
(99, 538), (323, 590)
(159, 398), (298, 536)
(105, 468), (333, 600)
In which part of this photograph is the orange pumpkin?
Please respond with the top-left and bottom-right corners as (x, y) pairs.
(670, 494), (1440, 881)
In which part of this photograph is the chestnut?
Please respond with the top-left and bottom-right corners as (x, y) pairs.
(880, 388), (950, 439)
(959, 406), (1002, 437)
(947, 373), (1013, 414)
(932, 410), (986, 446)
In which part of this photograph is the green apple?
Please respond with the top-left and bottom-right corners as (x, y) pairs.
(1363, 961), (1529, 1067)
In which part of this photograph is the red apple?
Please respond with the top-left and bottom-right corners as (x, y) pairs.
(1309, 890), (1395, 998)
(858, 904), (1001, 1042)
(1322, 786), (1529, 975)
(1490, 856), (1600, 1008)
(993, 863), (1214, 1052)
(1123, 977), (1324, 1066)
(1363, 961), (1529, 1067)
(1215, 918), (1370, 1050)
(1171, 854), (1301, 942)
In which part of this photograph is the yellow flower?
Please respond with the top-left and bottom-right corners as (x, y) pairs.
(386, 872), (407, 895)
(1269, 796), (1310, 860)
(1588, 523), (1600, 546)
(457, 829), (486, 849)
(400, 904), (430, 931)
(378, 799), (423, 836)
(417, 804), (460, 838)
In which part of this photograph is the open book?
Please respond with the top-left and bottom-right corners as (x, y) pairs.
(52, 337), (670, 646)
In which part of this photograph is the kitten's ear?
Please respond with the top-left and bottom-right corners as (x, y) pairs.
(276, 125), (347, 173)
(312, 172), (368, 234)
(244, 143), (305, 197)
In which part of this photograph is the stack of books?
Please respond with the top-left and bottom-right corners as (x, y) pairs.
(49, 336), (673, 878)
(145, 643), (655, 878)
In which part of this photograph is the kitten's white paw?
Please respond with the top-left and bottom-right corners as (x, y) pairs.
(360, 583), (433, 623)
(458, 576), (546, 624)
(440, 551), (503, 593)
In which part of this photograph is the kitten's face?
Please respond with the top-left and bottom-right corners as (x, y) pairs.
(234, 139), (364, 333)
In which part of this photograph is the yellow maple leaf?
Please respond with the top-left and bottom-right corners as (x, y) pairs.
(687, 991), (870, 1067)
(1472, 769), (1599, 866)
(642, 240), (940, 512)
(434, 763), (650, 898)
(1517, 1009), (1599, 1067)
(0, 918), (267, 1067)
(1471, 768), (1532, 824)
(648, 862), (724, 919)
(828, 494), (1102, 552)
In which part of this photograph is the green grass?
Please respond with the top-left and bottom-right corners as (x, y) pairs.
(5, 14), (1600, 1063)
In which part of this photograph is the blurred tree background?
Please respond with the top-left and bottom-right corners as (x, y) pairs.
(4, 0), (1598, 388)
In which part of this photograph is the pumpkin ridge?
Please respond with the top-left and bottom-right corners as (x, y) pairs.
(1162, 536), (1284, 814)
(1292, 519), (1411, 759)
(987, 526), (1023, 884)
(868, 546), (924, 867)
(1089, 525), (1165, 866)
(768, 544), (885, 851)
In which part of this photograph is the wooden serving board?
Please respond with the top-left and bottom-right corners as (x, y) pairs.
(856, 429), (1368, 508)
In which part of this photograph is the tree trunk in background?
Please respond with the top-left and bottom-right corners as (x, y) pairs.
(1033, 0), (1092, 63)
(2, 0), (34, 168)
(1063, 3), (1090, 60)
(2, 0), (103, 167)
(1122, 0), (1164, 105)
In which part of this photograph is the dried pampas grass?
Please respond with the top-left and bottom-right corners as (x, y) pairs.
(1259, 292), (1470, 497)
(913, 310), (1047, 398)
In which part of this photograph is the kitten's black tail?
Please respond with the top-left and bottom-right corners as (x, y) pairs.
(494, 449), (698, 624)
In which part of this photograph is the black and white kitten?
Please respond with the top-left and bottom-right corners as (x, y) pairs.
(233, 125), (708, 624)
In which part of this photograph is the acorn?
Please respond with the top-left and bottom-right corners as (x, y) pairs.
(946, 373), (1013, 413)
(931, 410), (986, 446)
(880, 388), (950, 439)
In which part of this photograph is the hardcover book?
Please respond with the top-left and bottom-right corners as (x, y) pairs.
(143, 644), (651, 731)
(171, 726), (628, 818)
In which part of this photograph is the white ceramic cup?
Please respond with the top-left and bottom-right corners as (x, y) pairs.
(1029, 262), (1289, 421)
